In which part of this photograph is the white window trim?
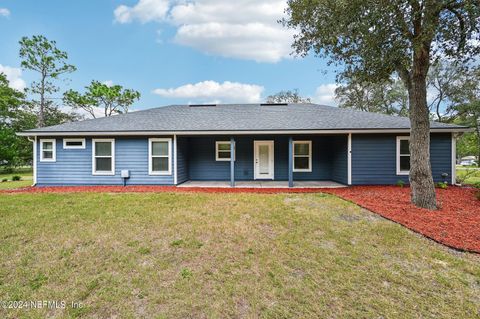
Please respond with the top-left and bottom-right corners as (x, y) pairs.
(451, 133), (456, 185)
(92, 138), (115, 176)
(292, 140), (312, 172)
(40, 139), (56, 162)
(215, 141), (235, 161)
(396, 136), (410, 175)
(63, 138), (86, 149)
(149, 138), (172, 175)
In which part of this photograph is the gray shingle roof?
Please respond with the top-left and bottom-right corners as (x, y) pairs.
(22, 103), (467, 134)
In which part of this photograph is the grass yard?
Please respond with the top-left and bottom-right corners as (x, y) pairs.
(457, 166), (480, 185)
(0, 192), (478, 318)
(0, 168), (33, 190)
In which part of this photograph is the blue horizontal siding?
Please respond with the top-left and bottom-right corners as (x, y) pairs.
(351, 133), (452, 185)
(187, 135), (344, 181)
(330, 135), (348, 184)
(176, 136), (189, 184)
(36, 137), (174, 186)
(35, 133), (452, 187)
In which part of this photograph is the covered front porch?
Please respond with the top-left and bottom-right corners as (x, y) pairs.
(175, 134), (351, 187)
(177, 180), (346, 188)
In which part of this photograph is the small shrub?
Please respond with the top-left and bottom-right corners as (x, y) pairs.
(475, 190), (480, 201)
(1, 178), (7, 183)
(441, 172), (449, 183)
(436, 182), (448, 189)
(396, 180), (405, 188)
(12, 175), (21, 181)
(473, 182), (480, 189)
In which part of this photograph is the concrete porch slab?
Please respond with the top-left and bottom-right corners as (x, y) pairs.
(177, 180), (346, 188)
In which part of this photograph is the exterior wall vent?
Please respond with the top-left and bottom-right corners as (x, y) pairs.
(260, 103), (288, 106)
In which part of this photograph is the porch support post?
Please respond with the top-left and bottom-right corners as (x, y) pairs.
(173, 134), (177, 185)
(288, 137), (293, 187)
(230, 137), (235, 187)
(347, 133), (352, 185)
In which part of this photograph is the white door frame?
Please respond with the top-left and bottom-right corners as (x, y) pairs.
(254, 140), (274, 180)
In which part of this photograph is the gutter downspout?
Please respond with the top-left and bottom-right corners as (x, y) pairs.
(27, 136), (37, 186)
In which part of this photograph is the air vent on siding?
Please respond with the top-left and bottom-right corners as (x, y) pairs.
(260, 103), (288, 106)
(189, 104), (217, 107)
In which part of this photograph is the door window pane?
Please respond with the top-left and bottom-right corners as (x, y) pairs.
(259, 145), (269, 174)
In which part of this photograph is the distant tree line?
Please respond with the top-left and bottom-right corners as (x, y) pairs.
(268, 61), (480, 166)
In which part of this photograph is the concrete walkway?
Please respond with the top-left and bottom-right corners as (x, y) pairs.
(177, 180), (346, 188)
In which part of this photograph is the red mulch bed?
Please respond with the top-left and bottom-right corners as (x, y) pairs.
(2, 185), (479, 253)
(326, 186), (480, 253)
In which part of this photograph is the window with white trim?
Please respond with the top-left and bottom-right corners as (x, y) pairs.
(215, 141), (234, 161)
(149, 138), (171, 175)
(396, 136), (410, 175)
(293, 141), (312, 172)
(92, 139), (115, 175)
(40, 139), (56, 162)
(63, 138), (85, 149)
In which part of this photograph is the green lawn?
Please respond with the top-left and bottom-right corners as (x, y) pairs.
(456, 166), (480, 185)
(0, 193), (478, 318)
(0, 167), (33, 190)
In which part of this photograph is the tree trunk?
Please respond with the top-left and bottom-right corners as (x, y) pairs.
(408, 56), (437, 209)
(476, 121), (480, 168)
(38, 74), (45, 128)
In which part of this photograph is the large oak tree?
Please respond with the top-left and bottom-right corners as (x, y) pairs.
(284, 0), (480, 209)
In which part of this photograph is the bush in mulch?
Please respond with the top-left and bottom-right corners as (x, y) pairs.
(2, 185), (479, 253)
(325, 186), (480, 253)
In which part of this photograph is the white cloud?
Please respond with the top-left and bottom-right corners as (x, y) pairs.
(0, 8), (10, 17)
(153, 80), (264, 103)
(114, 0), (169, 24)
(0, 65), (26, 91)
(313, 83), (338, 106)
(114, 0), (294, 63)
(174, 22), (294, 63)
(102, 80), (114, 87)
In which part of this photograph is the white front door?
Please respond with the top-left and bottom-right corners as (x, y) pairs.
(254, 141), (274, 179)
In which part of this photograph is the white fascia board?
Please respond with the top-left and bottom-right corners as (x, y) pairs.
(16, 128), (473, 137)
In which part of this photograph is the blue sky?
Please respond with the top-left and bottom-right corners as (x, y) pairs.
(0, 0), (339, 114)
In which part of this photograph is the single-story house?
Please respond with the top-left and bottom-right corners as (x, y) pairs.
(18, 103), (469, 187)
